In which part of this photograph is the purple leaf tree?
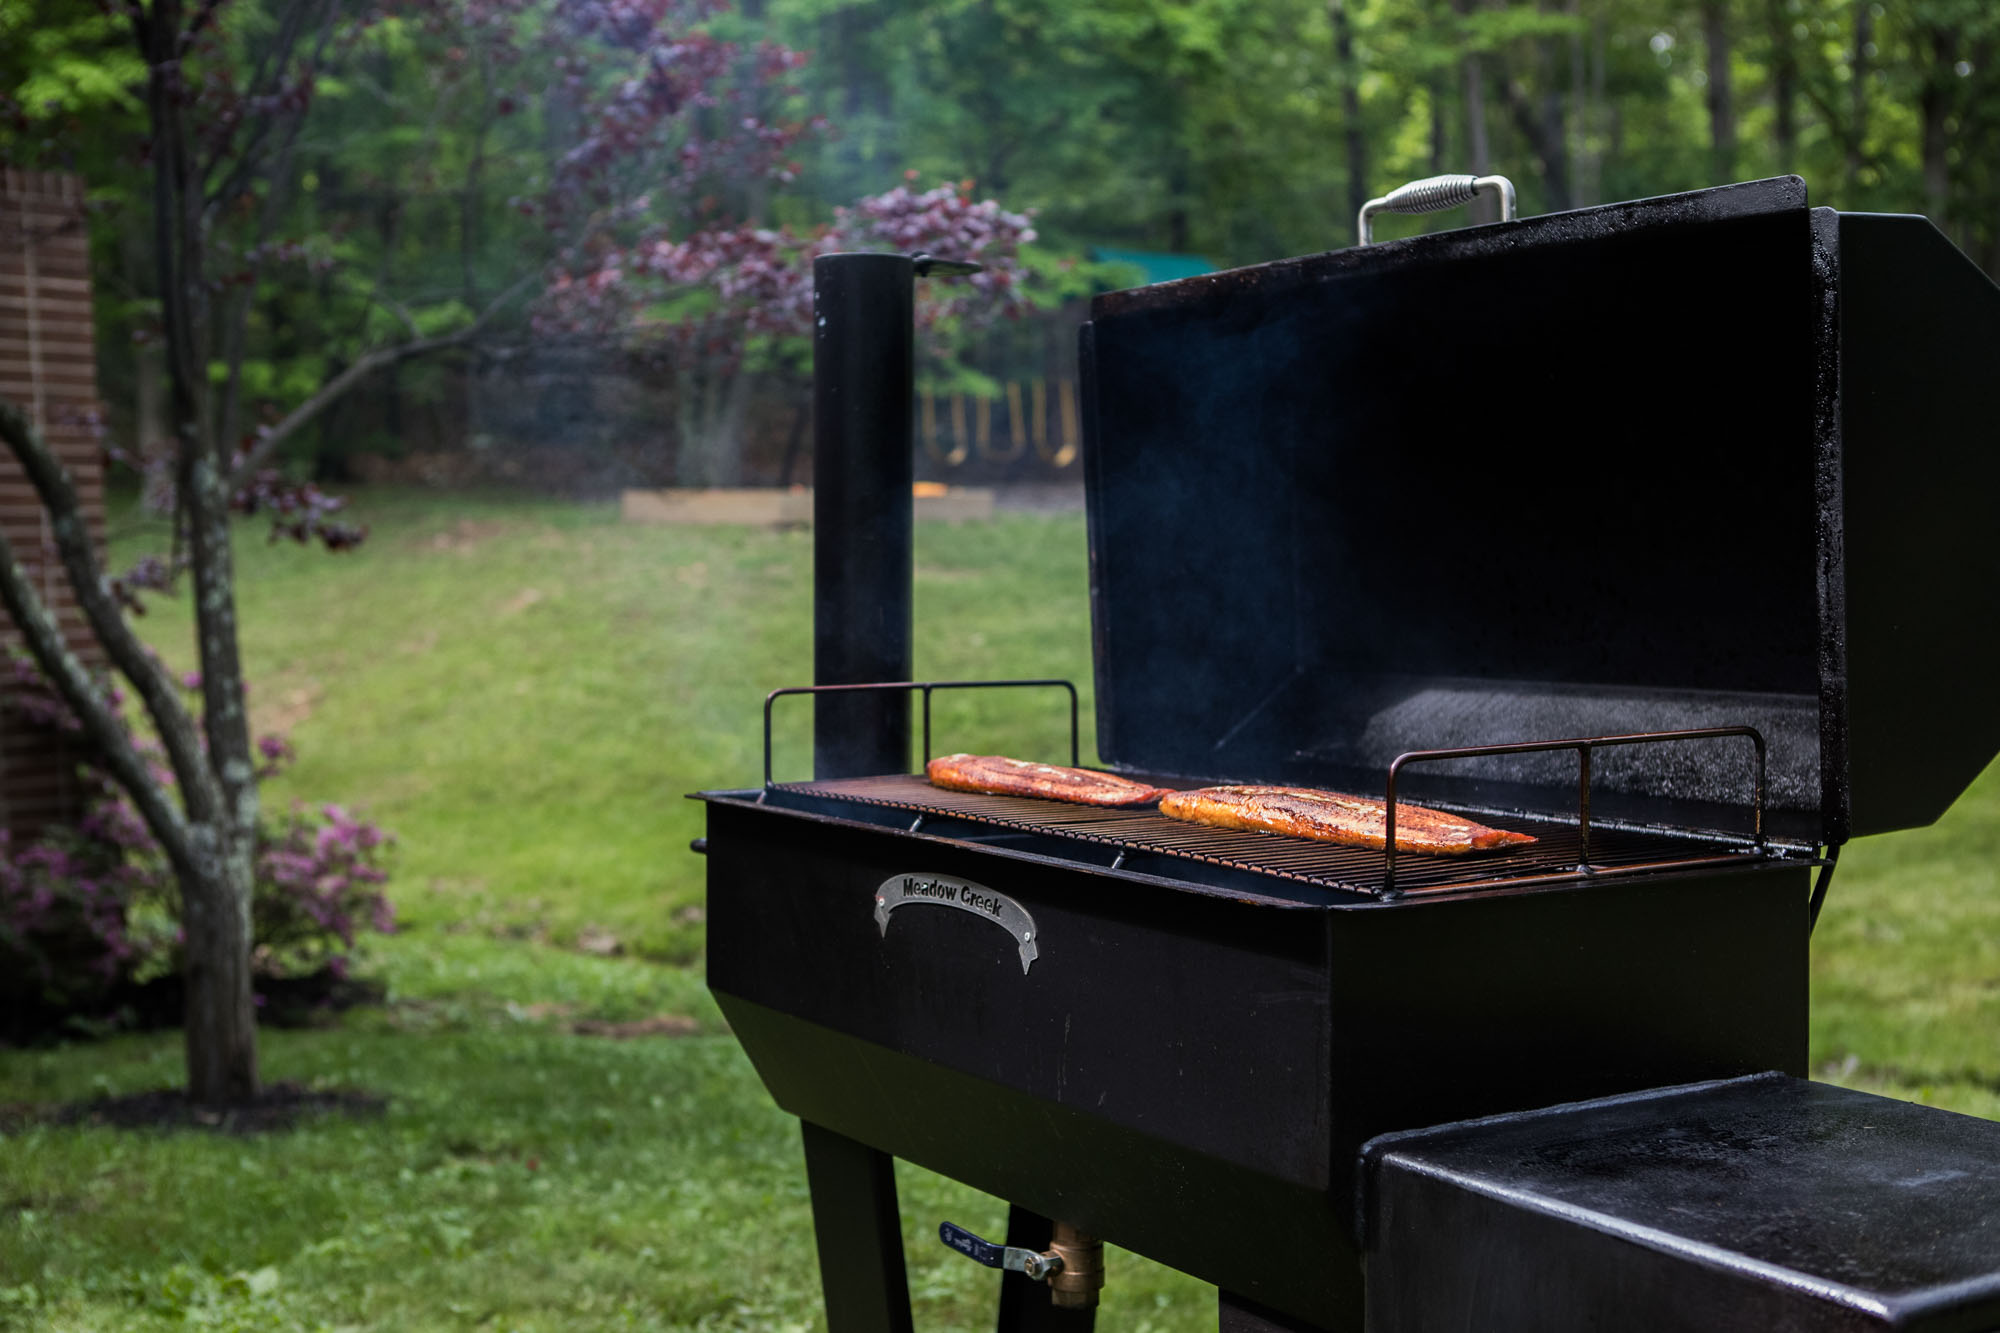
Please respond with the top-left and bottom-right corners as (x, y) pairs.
(0, 0), (1030, 1105)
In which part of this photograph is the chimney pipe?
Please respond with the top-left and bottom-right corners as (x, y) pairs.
(811, 252), (916, 780)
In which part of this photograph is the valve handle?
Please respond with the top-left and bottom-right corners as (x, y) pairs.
(938, 1221), (1064, 1281)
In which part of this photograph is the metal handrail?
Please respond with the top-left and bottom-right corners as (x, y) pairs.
(763, 678), (1080, 788)
(1382, 726), (1767, 895)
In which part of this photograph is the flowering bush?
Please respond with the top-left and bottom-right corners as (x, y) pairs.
(254, 803), (395, 982)
(0, 830), (151, 1011)
(0, 656), (394, 1021)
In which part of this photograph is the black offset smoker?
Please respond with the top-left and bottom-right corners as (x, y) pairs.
(696, 177), (2000, 1331)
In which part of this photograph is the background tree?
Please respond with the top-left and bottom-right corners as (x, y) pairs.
(750, 0), (2000, 271)
(0, 0), (1020, 1104)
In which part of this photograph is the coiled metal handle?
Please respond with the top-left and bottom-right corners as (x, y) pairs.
(1358, 173), (1517, 245)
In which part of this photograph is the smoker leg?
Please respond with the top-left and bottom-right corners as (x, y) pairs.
(800, 1120), (915, 1333)
(996, 1203), (1097, 1331)
(1218, 1289), (1328, 1332)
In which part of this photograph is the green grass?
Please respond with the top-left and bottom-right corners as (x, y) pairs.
(114, 491), (1100, 964)
(1808, 763), (2000, 1119)
(1, 487), (1996, 1330)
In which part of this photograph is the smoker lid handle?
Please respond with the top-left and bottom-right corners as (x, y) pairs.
(1358, 174), (1517, 245)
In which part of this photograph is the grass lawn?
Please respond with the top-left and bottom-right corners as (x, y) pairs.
(2, 487), (1996, 1330)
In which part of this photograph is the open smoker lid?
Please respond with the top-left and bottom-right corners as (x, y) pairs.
(1080, 176), (2000, 847)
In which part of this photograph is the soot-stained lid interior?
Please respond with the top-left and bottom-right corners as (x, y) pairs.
(1080, 177), (1840, 845)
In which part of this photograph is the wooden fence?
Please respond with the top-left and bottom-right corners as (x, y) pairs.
(916, 380), (1082, 474)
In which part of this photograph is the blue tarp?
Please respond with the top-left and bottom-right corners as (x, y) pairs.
(1087, 246), (1216, 286)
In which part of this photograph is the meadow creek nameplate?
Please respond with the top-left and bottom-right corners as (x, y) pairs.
(874, 874), (1039, 974)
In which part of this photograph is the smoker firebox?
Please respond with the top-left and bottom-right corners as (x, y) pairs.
(696, 175), (2000, 1332)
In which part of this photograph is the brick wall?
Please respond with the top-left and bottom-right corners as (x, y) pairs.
(0, 169), (111, 838)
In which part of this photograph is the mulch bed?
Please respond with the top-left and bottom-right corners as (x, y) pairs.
(2, 1080), (387, 1136)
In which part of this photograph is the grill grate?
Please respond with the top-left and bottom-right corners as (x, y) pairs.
(771, 774), (1787, 898)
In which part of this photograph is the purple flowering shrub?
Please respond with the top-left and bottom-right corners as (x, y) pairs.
(0, 655), (394, 1016)
(0, 828), (156, 1009)
(253, 803), (395, 982)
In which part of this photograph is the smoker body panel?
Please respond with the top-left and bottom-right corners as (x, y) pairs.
(702, 794), (1809, 1329)
(704, 796), (1336, 1188)
(1837, 212), (2000, 838)
(1362, 1075), (2000, 1333)
(717, 995), (1358, 1327)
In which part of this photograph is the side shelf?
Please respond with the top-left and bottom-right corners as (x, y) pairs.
(1362, 1074), (2000, 1332)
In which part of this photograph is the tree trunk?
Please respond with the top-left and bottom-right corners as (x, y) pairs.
(675, 367), (754, 487)
(1456, 0), (1494, 221)
(1566, 0), (1587, 205)
(1330, 0), (1369, 244)
(1500, 62), (1570, 210)
(183, 447), (263, 1106)
(136, 341), (165, 460)
(1527, 0), (1570, 212)
(117, 216), (166, 459)
(779, 385), (810, 488)
(145, 0), (261, 1105)
(1766, 0), (1798, 174)
(1702, 0), (1737, 181)
(1847, 0), (1872, 188)
(1919, 26), (1957, 227)
(180, 826), (259, 1106)
(825, 4), (890, 192)
(1429, 70), (1449, 176)
(1536, 35), (1571, 210)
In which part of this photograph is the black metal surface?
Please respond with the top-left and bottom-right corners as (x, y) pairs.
(800, 1120), (915, 1333)
(1836, 212), (2000, 837)
(754, 775), (1795, 899)
(911, 252), (983, 278)
(812, 253), (916, 780)
(1808, 841), (1841, 936)
(703, 793), (1808, 1329)
(1080, 176), (2000, 846)
(1362, 1074), (2000, 1332)
(1220, 1292), (1328, 1332)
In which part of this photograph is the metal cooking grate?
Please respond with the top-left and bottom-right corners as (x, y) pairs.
(770, 774), (1782, 898)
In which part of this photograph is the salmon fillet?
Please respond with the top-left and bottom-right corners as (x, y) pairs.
(1158, 785), (1537, 856)
(926, 754), (1172, 807)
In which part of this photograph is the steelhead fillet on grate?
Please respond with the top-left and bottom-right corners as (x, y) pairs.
(1160, 785), (1537, 855)
(925, 754), (1172, 807)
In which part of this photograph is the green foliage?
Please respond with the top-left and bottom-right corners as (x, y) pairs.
(766, 0), (2000, 267)
(0, 0), (145, 128)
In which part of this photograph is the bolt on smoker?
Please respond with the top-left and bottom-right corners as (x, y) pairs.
(694, 176), (2000, 1332)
